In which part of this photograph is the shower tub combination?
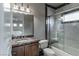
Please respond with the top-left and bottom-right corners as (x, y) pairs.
(46, 11), (79, 56)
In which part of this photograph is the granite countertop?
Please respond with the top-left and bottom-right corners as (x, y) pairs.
(12, 38), (39, 47)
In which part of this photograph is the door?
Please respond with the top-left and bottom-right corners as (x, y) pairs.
(31, 43), (39, 56)
(12, 46), (25, 56)
(25, 43), (39, 56)
(46, 16), (56, 45)
(25, 44), (32, 56)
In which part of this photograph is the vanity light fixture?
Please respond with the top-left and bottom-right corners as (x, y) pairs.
(20, 3), (25, 11)
(13, 3), (31, 14)
(3, 3), (10, 8)
(26, 4), (31, 13)
(3, 3), (10, 12)
(13, 3), (19, 10)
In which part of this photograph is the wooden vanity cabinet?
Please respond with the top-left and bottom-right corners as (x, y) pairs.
(12, 42), (39, 56)
(12, 45), (25, 56)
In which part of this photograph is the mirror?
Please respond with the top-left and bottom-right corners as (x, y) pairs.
(12, 12), (34, 37)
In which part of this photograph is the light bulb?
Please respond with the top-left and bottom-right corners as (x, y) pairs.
(13, 23), (17, 27)
(26, 8), (31, 13)
(13, 5), (18, 10)
(20, 6), (25, 11)
(19, 24), (23, 27)
(3, 3), (10, 8)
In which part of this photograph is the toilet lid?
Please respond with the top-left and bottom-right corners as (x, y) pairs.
(39, 40), (48, 44)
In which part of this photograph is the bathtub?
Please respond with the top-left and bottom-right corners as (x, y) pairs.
(50, 46), (72, 56)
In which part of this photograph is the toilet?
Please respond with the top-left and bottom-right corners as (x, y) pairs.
(39, 40), (55, 56)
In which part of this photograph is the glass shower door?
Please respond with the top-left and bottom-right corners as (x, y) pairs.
(62, 11), (79, 55)
(46, 15), (64, 50)
(46, 16), (57, 46)
(63, 22), (79, 56)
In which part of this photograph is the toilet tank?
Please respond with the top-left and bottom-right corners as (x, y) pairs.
(39, 40), (48, 49)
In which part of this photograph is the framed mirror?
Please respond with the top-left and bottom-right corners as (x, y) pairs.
(12, 12), (34, 37)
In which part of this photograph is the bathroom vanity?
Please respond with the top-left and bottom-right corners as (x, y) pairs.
(12, 38), (39, 56)
(11, 8), (38, 56)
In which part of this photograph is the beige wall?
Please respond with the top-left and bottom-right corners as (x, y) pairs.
(28, 3), (45, 40)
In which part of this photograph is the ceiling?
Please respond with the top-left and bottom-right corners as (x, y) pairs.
(47, 3), (64, 8)
(47, 3), (69, 9)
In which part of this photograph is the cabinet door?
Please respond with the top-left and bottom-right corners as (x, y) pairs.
(12, 46), (25, 56)
(25, 45), (32, 56)
(25, 43), (39, 56)
(31, 43), (39, 56)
